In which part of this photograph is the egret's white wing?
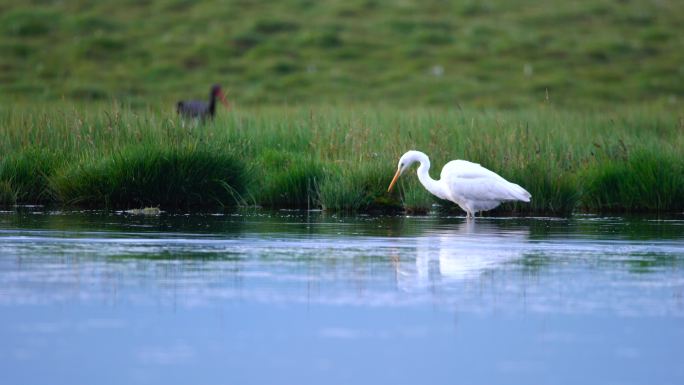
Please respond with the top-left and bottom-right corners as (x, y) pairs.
(442, 160), (530, 203)
(441, 160), (507, 181)
(448, 176), (525, 202)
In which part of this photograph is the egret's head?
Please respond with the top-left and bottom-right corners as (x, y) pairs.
(387, 150), (420, 192)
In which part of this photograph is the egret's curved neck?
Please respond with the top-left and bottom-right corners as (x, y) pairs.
(413, 152), (447, 200)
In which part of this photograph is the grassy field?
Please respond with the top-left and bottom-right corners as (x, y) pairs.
(1, 0), (683, 107)
(1, 0), (683, 215)
(1, 103), (682, 215)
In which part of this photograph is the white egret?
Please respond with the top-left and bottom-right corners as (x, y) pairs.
(387, 150), (531, 218)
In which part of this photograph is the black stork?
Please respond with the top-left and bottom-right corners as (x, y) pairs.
(176, 84), (230, 120)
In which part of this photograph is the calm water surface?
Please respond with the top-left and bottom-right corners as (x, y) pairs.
(1, 210), (683, 385)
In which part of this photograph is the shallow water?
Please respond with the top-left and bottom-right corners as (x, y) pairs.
(1, 211), (683, 385)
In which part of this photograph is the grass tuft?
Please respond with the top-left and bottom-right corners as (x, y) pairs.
(318, 161), (401, 213)
(1, 8), (59, 37)
(0, 149), (63, 204)
(397, 177), (435, 214)
(504, 162), (580, 216)
(251, 149), (323, 208)
(0, 181), (17, 206)
(582, 150), (684, 212)
(51, 145), (247, 210)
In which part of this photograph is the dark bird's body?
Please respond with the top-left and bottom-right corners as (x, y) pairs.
(177, 84), (230, 120)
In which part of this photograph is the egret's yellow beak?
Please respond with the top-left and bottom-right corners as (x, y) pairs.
(387, 168), (401, 192)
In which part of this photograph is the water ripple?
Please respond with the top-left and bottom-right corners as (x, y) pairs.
(0, 215), (682, 318)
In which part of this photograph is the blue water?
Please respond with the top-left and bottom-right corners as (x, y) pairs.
(1, 211), (683, 385)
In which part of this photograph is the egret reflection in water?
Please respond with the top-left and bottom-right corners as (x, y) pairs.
(391, 220), (530, 290)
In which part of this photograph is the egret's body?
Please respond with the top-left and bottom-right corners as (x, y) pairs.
(388, 150), (531, 218)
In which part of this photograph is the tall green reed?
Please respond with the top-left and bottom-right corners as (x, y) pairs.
(1, 103), (681, 214)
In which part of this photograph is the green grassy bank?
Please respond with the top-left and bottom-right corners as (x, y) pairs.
(1, 0), (683, 107)
(1, 104), (682, 215)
